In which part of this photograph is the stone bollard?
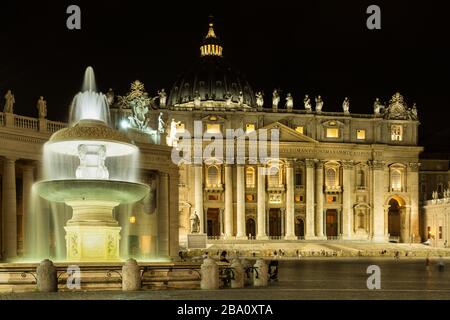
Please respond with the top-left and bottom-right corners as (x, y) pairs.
(200, 257), (219, 289)
(36, 259), (58, 292)
(253, 259), (269, 287)
(241, 259), (253, 286)
(122, 258), (141, 291)
(230, 259), (244, 289)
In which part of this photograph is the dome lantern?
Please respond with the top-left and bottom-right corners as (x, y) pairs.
(200, 17), (223, 57)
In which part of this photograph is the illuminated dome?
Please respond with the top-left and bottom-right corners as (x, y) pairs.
(168, 20), (255, 108)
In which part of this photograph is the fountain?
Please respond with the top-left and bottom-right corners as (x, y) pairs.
(33, 67), (149, 261)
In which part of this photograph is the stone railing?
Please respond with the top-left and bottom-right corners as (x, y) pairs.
(14, 114), (39, 131)
(0, 112), (67, 134)
(426, 197), (450, 206)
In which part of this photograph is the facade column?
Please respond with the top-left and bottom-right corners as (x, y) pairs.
(315, 160), (326, 239)
(158, 172), (169, 257)
(223, 164), (233, 239)
(342, 160), (354, 240)
(256, 165), (268, 240)
(284, 160), (296, 240)
(305, 159), (316, 239)
(21, 165), (34, 255)
(371, 160), (386, 242)
(194, 164), (204, 233)
(408, 162), (421, 243)
(236, 164), (246, 239)
(2, 157), (17, 259)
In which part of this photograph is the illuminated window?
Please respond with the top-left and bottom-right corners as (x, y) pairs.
(295, 195), (303, 202)
(326, 128), (339, 138)
(207, 166), (220, 186)
(326, 195), (337, 203)
(356, 129), (366, 140)
(246, 123), (255, 133)
(246, 167), (255, 188)
(391, 169), (402, 191)
(246, 194), (255, 202)
(295, 126), (304, 134)
(129, 216), (136, 224)
(391, 125), (403, 141)
(206, 123), (221, 134)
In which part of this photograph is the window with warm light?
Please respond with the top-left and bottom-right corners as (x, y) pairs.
(356, 129), (366, 140)
(246, 167), (255, 188)
(246, 194), (255, 202)
(391, 169), (402, 191)
(326, 195), (337, 203)
(326, 128), (339, 138)
(206, 123), (221, 134)
(391, 124), (403, 141)
(129, 216), (136, 224)
(295, 126), (304, 134)
(246, 123), (255, 133)
(295, 195), (302, 202)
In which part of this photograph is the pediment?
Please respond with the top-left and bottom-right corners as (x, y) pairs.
(255, 122), (318, 143)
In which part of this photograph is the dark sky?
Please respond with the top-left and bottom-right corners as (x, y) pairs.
(1, 0), (450, 152)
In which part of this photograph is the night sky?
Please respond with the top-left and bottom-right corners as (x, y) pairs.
(1, 0), (450, 152)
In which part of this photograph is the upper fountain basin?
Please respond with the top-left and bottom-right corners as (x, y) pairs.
(46, 119), (137, 157)
(34, 179), (150, 204)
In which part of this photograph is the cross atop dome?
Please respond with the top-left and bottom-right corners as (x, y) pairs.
(200, 16), (223, 57)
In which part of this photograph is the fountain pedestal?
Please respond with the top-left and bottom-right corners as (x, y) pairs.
(64, 200), (121, 261)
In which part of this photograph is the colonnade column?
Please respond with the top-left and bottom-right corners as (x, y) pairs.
(236, 164), (246, 239)
(2, 157), (17, 259)
(21, 165), (34, 255)
(315, 160), (326, 239)
(223, 164), (233, 238)
(305, 159), (316, 239)
(158, 172), (169, 257)
(256, 165), (268, 240)
(342, 160), (354, 240)
(408, 162), (421, 243)
(194, 163), (204, 233)
(284, 160), (296, 240)
(371, 160), (386, 242)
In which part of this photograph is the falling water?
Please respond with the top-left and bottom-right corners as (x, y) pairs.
(68, 66), (111, 125)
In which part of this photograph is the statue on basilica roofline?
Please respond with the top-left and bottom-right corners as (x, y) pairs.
(285, 93), (294, 112)
(303, 94), (312, 112)
(410, 103), (418, 120)
(36, 96), (47, 119)
(255, 91), (264, 109)
(224, 92), (232, 107)
(158, 112), (166, 134)
(106, 88), (115, 106)
(272, 89), (280, 111)
(315, 95), (323, 113)
(373, 97), (384, 115)
(158, 89), (167, 108)
(3, 90), (15, 114)
(193, 91), (201, 108)
(342, 97), (350, 114)
(383, 92), (417, 120)
(238, 91), (244, 106)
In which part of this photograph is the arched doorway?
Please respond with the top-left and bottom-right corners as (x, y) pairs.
(206, 208), (220, 237)
(246, 218), (256, 238)
(388, 198), (401, 238)
(295, 218), (305, 238)
(326, 209), (338, 238)
(269, 208), (282, 237)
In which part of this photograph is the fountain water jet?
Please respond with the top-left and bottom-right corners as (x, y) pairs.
(34, 67), (149, 261)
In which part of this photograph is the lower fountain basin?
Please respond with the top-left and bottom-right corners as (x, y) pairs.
(34, 179), (150, 204)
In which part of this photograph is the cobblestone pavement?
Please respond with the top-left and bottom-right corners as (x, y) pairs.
(2, 258), (450, 300)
